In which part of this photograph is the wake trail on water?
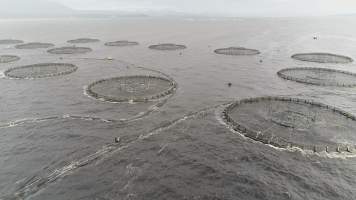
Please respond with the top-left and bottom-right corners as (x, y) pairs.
(66, 57), (176, 83)
(0, 94), (170, 130)
(2, 103), (227, 200)
(0, 115), (113, 130)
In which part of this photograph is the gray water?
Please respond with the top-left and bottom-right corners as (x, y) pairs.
(0, 16), (356, 200)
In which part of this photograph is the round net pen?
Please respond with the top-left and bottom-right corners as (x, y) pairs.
(291, 53), (353, 64)
(149, 43), (186, 51)
(67, 38), (100, 44)
(15, 42), (54, 49)
(0, 55), (20, 63)
(105, 40), (139, 47)
(4, 63), (78, 79)
(0, 39), (24, 45)
(222, 96), (356, 154)
(86, 75), (177, 103)
(214, 47), (260, 56)
(47, 47), (92, 54)
(277, 67), (356, 87)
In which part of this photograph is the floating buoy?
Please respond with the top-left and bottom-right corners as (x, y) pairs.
(347, 146), (352, 153)
(114, 137), (120, 143)
(227, 82), (232, 87)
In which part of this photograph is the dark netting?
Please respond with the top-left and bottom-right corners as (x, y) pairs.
(4, 63), (78, 79)
(214, 47), (260, 56)
(47, 46), (92, 54)
(0, 39), (24, 45)
(148, 43), (186, 51)
(105, 40), (139, 47)
(291, 53), (353, 63)
(15, 42), (55, 49)
(67, 38), (100, 44)
(86, 75), (176, 103)
(0, 55), (20, 63)
(277, 67), (356, 87)
(222, 97), (356, 153)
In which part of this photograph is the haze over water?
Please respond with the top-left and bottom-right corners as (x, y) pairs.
(1, 16), (356, 199)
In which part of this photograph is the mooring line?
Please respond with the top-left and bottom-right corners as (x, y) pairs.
(0, 96), (171, 130)
(0, 114), (117, 130)
(64, 57), (176, 82)
(3, 103), (227, 200)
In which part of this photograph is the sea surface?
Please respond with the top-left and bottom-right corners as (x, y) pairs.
(0, 16), (356, 200)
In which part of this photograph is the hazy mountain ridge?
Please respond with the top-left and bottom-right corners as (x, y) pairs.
(0, 0), (73, 17)
(1, 0), (356, 18)
(0, 0), (150, 18)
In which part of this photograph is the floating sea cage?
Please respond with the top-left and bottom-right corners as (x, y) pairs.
(15, 42), (55, 49)
(291, 53), (353, 64)
(222, 96), (356, 154)
(47, 46), (92, 54)
(0, 55), (20, 63)
(86, 75), (177, 103)
(149, 43), (187, 51)
(277, 67), (356, 87)
(4, 63), (78, 79)
(105, 40), (139, 47)
(67, 38), (100, 44)
(0, 39), (24, 45)
(214, 47), (260, 56)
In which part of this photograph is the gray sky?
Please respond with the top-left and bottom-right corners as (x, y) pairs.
(50, 0), (356, 16)
(2, 0), (356, 17)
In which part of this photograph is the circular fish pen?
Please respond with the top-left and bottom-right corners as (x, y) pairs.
(0, 39), (23, 45)
(277, 67), (356, 87)
(67, 38), (100, 44)
(222, 97), (356, 154)
(148, 43), (186, 51)
(15, 42), (54, 49)
(105, 40), (139, 47)
(291, 53), (353, 64)
(4, 63), (78, 79)
(214, 47), (260, 56)
(47, 46), (92, 54)
(86, 75), (177, 103)
(0, 55), (20, 63)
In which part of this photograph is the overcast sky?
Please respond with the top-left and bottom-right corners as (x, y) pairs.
(1, 0), (356, 17)
(48, 0), (356, 16)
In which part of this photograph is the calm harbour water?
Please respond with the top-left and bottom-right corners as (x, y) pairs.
(1, 16), (356, 200)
